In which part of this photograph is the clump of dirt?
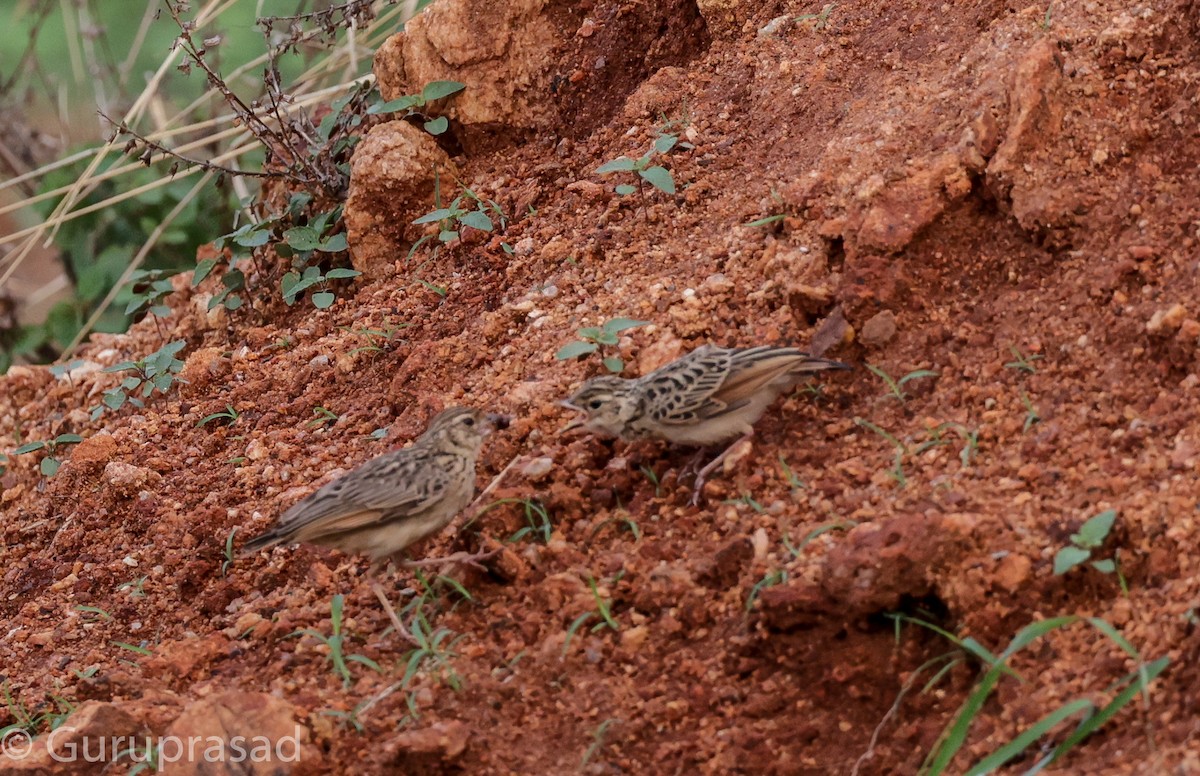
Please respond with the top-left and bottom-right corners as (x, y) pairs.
(3, 0), (1200, 773)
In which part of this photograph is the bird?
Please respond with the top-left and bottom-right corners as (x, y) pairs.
(242, 406), (510, 639)
(561, 345), (851, 502)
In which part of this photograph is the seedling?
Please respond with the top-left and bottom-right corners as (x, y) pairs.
(294, 594), (383, 689)
(865, 363), (938, 403)
(562, 575), (620, 655)
(724, 492), (766, 513)
(581, 718), (620, 768)
(92, 340), (188, 420)
(124, 269), (176, 321)
(854, 417), (909, 486)
(555, 317), (649, 373)
(1053, 510), (1124, 586)
(1004, 345), (1042, 374)
(796, 3), (835, 29)
(411, 182), (506, 253)
(1021, 391), (1040, 432)
(306, 407), (339, 429)
(782, 520), (857, 558)
(777, 454), (806, 491)
(597, 133), (679, 197)
(472, 497), (552, 544)
(12, 433), (83, 476)
(639, 464), (663, 498)
(366, 80), (466, 135)
(197, 405), (239, 428)
(746, 213), (787, 227)
(886, 613), (1166, 775)
(117, 576), (147, 598)
(746, 569), (787, 612)
(221, 527), (238, 577)
(48, 359), (86, 388)
(590, 510), (641, 541)
(341, 323), (409, 356)
(75, 605), (112, 622)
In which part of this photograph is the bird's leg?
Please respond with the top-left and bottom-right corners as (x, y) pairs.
(690, 430), (754, 506)
(371, 581), (420, 646)
(402, 545), (502, 573)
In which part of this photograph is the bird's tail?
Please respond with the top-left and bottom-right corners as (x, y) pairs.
(239, 529), (285, 559)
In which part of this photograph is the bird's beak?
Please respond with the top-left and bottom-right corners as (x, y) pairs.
(485, 413), (512, 432)
(557, 401), (588, 435)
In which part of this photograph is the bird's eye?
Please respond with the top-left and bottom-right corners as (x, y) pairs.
(588, 399), (603, 410)
(462, 417), (475, 426)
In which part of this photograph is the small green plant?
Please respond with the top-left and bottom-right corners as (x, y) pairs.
(1039, 2), (1053, 30)
(75, 605), (112, 622)
(887, 613), (1167, 775)
(746, 213), (787, 227)
(294, 594), (383, 690)
(854, 417), (909, 486)
(581, 718), (620, 768)
(1004, 345), (1042, 374)
(197, 404), (239, 428)
(0, 682), (75, 738)
(306, 407), (340, 429)
(1053, 509), (1123, 583)
(639, 464), (663, 498)
(1021, 391), (1040, 432)
(366, 80), (466, 135)
(92, 340), (188, 420)
(590, 510), (641, 542)
(563, 575), (620, 655)
(117, 576), (147, 598)
(114, 738), (160, 775)
(124, 269), (176, 322)
(777, 454), (806, 491)
(221, 527), (238, 577)
(411, 182), (507, 253)
(12, 433), (83, 476)
(341, 323), (409, 356)
(782, 520), (857, 558)
(597, 134), (679, 197)
(495, 498), (553, 544)
(724, 492), (765, 513)
(746, 569), (787, 612)
(865, 363), (939, 403)
(796, 3), (835, 29)
(555, 317), (649, 373)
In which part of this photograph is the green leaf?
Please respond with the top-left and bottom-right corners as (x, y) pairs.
(423, 116), (449, 135)
(896, 369), (940, 385)
(54, 434), (83, 445)
(317, 233), (349, 252)
(324, 268), (361, 280)
(224, 294), (243, 311)
(555, 341), (599, 360)
(966, 699), (1095, 775)
(1074, 509), (1117, 548)
(346, 653), (383, 673)
(653, 134), (678, 154)
(103, 391), (127, 410)
(1053, 546), (1091, 575)
(421, 80), (466, 101)
(14, 441), (46, 455)
(603, 318), (649, 334)
(233, 228), (271, 248)
(614, 184), (636, 196)
(459, 211), (493, 232)
(745, 214), (786, 227)
(602, 357), (624, 373)
(121, 377), (141, 391)
(594, 331), (619, 346)
(597, 157), (637, 174)
(284, 226), (321, 251)
(1091, 559), (1116, 573)
(192, 259), (217, 288)
(367, 94), (420, 114)
(639, 165), (676, 194)
(438, 230), (459, 243)
(40, 457), (61, 476)
(312, 292), (336, 309)
(577, 327), (603, 341)
(413, 208), (455, 225)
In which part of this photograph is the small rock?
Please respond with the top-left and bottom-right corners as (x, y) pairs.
(1146, 304), (1186, 334)
(165, 691), (319, 774)
(757, 14), (789, 37)
(386, 721), (471, 764)
(519, 457), (555, 481)
(860, 310), (898, 347)
(103, 462), (162, 498)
